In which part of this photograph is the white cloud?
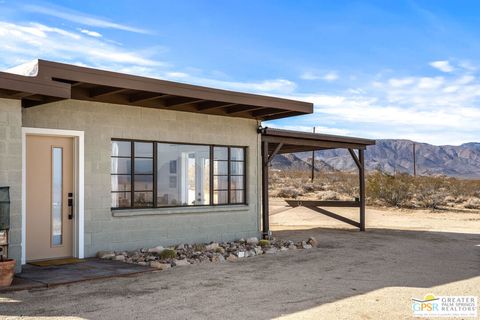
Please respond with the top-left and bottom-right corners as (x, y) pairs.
(323, 71), (339, 81)
(23, 4), (149, 34)
(417, 76), (444, 89)
(300, 70), (339, 81)
(429, 60), (454, 72)
(79, 29), (102, 38)
(0, 21), (162, 69)
(388, 77), (415, 88)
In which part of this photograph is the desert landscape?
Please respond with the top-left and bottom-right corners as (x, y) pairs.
(1, 184), (478, 319)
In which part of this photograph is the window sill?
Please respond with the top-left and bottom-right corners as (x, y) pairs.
(111, 205), (250, 217)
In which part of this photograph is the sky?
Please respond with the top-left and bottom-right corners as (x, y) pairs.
(1, 0), (479, 145)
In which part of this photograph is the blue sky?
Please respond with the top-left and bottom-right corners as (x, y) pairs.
(1, 1), (480, 145)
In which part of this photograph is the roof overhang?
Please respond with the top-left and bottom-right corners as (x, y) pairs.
(260, 127), (376, 153)
(0, 60), (313, 120)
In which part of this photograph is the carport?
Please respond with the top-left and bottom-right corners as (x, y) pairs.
(258, 127), (376, 238)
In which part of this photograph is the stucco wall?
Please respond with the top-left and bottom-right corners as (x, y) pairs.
(23, 100), (262, 257)
(0, 99), (22, 272)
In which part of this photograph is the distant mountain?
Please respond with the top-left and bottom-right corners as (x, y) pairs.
(271, 153), (334, 172)
(273, 139), (480, 179)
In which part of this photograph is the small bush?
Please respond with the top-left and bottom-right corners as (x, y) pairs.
(464, 198), (480, 209)
(159, 249), (176, 260)
(258, 240), (270, 247)
(277, 186), (302, 199)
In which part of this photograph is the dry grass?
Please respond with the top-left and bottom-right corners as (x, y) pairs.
(270, 169), (480, 210)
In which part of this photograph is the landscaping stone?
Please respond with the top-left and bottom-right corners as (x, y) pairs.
(211, 254), (225, 263)
(148, 245), (165, 253)
(307, 237), (318, 248)
(205, 242), (219, 251)
(114, 255), (125, 261)
(97, 251), (115, 259)
(97, 236), (317, 271)
(226, 254), (237, 262)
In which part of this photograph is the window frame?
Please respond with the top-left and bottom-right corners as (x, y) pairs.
(111, 138), (247, 209)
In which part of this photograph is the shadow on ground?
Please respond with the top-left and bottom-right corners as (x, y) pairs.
(0, 227), (479, 319)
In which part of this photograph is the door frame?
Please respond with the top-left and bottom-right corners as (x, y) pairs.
(21, 127), (85, 264)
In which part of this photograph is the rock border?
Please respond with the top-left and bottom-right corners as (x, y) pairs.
(97, 237), (318, 270)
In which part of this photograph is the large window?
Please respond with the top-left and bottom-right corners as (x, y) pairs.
(111, 139), (246, 209)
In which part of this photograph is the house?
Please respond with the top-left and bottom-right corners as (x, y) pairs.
(0, 60), (374, 273)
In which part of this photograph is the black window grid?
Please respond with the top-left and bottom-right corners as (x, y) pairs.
(111, 139), (247, 209)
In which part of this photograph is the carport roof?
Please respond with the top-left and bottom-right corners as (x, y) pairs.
(0, 60), (313, 121)
(260, 127), (376, 153)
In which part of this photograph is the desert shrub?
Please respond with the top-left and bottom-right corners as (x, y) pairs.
(318, 190), (340, 200)
(258, 240), (270, 247)
(366, 172), (411, 207)
(277, 186), (302, 199)
(271, 167), (480, 211)
(159, 249), (176, 260)
(412, 176), (449, 209)
(464, 198), (480, 209)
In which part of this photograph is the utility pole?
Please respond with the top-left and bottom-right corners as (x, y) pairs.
(413, 142), (417, 177)
(311, 127), (315, 181)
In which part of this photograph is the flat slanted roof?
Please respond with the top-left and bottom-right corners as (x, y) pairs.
(260, 127), (376, 153)
(0, 60), (313, 120)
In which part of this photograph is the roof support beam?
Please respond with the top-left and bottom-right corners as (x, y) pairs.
(267, 143), (283, 164)
(224, 105), (263, 114)
(129, 92), (170, 103)
(348, 148), (361, 169)
(196, 101), (237, 111)
(89, 87), (127, 98)
(251, 108), (285, 117)
(164, 97), (206, 108)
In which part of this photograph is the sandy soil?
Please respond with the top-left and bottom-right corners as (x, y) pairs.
(0, 201), (479, 319)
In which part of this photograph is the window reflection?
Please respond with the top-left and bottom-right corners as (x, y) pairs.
(157, 144), (210, 206)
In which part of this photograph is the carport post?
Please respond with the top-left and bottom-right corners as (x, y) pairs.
(261, 140), (270, 239)
(359, 149), (366, 231)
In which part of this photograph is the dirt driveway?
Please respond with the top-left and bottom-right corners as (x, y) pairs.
(1, 204), (479, 319)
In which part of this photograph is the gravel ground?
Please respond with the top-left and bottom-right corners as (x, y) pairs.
(1, 204), (479, 320)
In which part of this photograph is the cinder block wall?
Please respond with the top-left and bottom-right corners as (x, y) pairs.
(0, 99), (22, 273)
(23, 100), (262, 257)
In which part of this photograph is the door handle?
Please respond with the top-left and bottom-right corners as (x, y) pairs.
(68, 192), (74, 220)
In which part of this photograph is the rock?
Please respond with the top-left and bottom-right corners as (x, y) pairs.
(150, 261), (171, 270)
(239, 238), (245, 243)
(226, 254), (237, 262)
(211, 254), (225, 263)
(146, 255), (157, 261)
(237, 251), (246, 258)
(248, 250), (256, 257)
(137, 261), (148, 266)
(205, 242), (219, 251)
(114, 255), (125, 261)
(173, 259), (190, 266)
(246, 237), (259, 245)
(303, 244), (313, 249)
(254, 246), (263, 255)
(307, 237), (318, 248)
(176, 243), (185, 250)
(97, 251), (115, 259)
(280, 246), (288, 251)
(288, 244), (297, 250)
(265, 247), (277, 254)
(148, 245), (165, 253)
